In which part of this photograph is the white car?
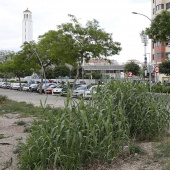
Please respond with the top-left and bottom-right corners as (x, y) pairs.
(52, 85), (64, 96)
(22, 84), (30, 91)
(83, 85), (104, 99)
(72, 85), (90, 98)
(11, 83), (20, 90)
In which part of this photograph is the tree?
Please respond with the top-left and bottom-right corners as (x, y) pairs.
(145, 10), (170, 42)
(56, 14), (122, 86)
(0, 50), (14, 64)
(23, 41), (50, 93)
(124, 61), (140, 76)
(53, 65), (70, 78)
(45, 65), (70, 79)
(159, 60), (170, 76)
(11, 51), (33, 89)
(0, 50), (14, 85)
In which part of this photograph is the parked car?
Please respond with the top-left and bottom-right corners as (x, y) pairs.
(29, 83), (39, 92)
(44, 84), (58, 94)
(52, 85), (65, 96)
(72, 85), (91, 98)
(2, 82), (11, 89)
(61, 83), (82, 96)
(11, 83), (20, 90)
(0, 82), (5, 88)
(22, 84), (30, 91)
(83, 85), (104, 99)
(37, 83), (57, 93)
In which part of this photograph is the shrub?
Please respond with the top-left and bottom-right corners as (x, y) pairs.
(18, 80), (170, 170)
(0, 95), (8, 104)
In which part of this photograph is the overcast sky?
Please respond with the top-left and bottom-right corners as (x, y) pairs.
(0, 0), (151, 64)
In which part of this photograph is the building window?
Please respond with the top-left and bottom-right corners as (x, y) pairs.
(166, 2), (170, 9)
(156, 4), (164, 11)
(156, 53), (164, 58)
(166, 53), (170, 59)
(155, 41), (163, 47)
(152, 54), (154, 61)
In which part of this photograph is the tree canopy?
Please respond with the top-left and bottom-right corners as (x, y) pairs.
(159, 60), (170, 76)
(145, 10), (170, 42)
(124, 61), (140, 76)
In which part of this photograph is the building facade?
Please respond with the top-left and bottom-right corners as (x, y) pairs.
(151, 0), (170, 63)
(22, 8), (33, 44)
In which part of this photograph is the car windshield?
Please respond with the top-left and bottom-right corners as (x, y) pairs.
(76, 86), (87, 90)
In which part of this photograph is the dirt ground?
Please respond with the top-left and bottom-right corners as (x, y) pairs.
(0, 113), (33, 170)
(0, 113), (168, 170)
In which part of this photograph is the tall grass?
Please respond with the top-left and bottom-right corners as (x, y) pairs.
(0, 95), (8, 104)
(103, 80), (170, 141)
(18, 80), (170, 170)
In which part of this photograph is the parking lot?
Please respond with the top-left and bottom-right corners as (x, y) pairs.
(0, 88), (67, 108)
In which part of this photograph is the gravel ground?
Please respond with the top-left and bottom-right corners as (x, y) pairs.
(0, 113), (34, 170)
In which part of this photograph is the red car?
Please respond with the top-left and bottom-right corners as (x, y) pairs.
(44, 84), (58, 94)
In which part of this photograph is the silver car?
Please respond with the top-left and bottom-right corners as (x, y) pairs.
(72, 85), (90, 98)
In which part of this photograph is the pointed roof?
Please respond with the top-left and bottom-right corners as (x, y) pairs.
(23, 8), (31, 13)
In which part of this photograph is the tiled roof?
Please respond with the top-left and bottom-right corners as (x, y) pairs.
(23, 8), (31, 13)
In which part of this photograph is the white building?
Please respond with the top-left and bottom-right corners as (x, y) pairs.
(22, 8), (33, 44)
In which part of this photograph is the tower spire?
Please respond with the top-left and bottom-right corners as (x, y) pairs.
(22, 8), (33, 44)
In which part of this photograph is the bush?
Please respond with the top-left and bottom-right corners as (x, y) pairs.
(18, 80), (170, 170)
(0, 95), (8, 104)
(152, 84), (170, 93)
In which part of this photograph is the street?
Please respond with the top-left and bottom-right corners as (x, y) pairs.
(0, 88), (67, 108)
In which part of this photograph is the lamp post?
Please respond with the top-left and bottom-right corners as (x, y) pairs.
(132, 12), (152, 22)
(140, 31), (148, 77)
(132, 12), (153, 91)
(24, 41), (46, 94)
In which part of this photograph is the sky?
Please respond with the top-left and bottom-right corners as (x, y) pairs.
(0, 0), (151, 64)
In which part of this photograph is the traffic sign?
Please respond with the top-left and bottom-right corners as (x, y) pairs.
(154, 66), (160, 73)
(128, 71), (133, 77)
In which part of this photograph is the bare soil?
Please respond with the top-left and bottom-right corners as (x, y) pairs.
(0, 113), (34, 170)
(0, 113), (169, 170)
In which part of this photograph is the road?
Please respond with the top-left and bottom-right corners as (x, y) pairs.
(0, 88), (67, 108)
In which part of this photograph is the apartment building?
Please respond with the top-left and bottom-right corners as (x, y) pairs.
(151, 0), (170, 63)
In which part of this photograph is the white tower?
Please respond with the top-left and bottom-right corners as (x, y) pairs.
(22, 8), (33, 44)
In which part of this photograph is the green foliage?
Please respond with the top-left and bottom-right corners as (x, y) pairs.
(56, 14), (122, 83)
(159, 60), (170, 76)
(152, 84), (170, 93)
(124, 61), (140, 76)
(0, 95), (8, 104)
(18, 80), (170, 169)
(53, 65), (70, 78)
(15, 120), (26, 126)
(0, 134), (5, 139)
(153, 141), (170, 158)
(101, 81), (170, 141)
(145, 10), (170, 42)
(0, 100), (47, 117)
(129, 143), (147, 155)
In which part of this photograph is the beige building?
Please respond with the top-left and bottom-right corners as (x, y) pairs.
(151, 0), (170, 83)
(151, 0), (170, 63)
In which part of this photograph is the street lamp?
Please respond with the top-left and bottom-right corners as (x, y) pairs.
(23, 41), (46, 94)
(132, 12), (153, 91)
(132, 12), (152, 22)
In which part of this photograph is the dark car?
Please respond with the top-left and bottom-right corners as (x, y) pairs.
(61, 83), (81, 96)
(29, 83), (39, 92)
